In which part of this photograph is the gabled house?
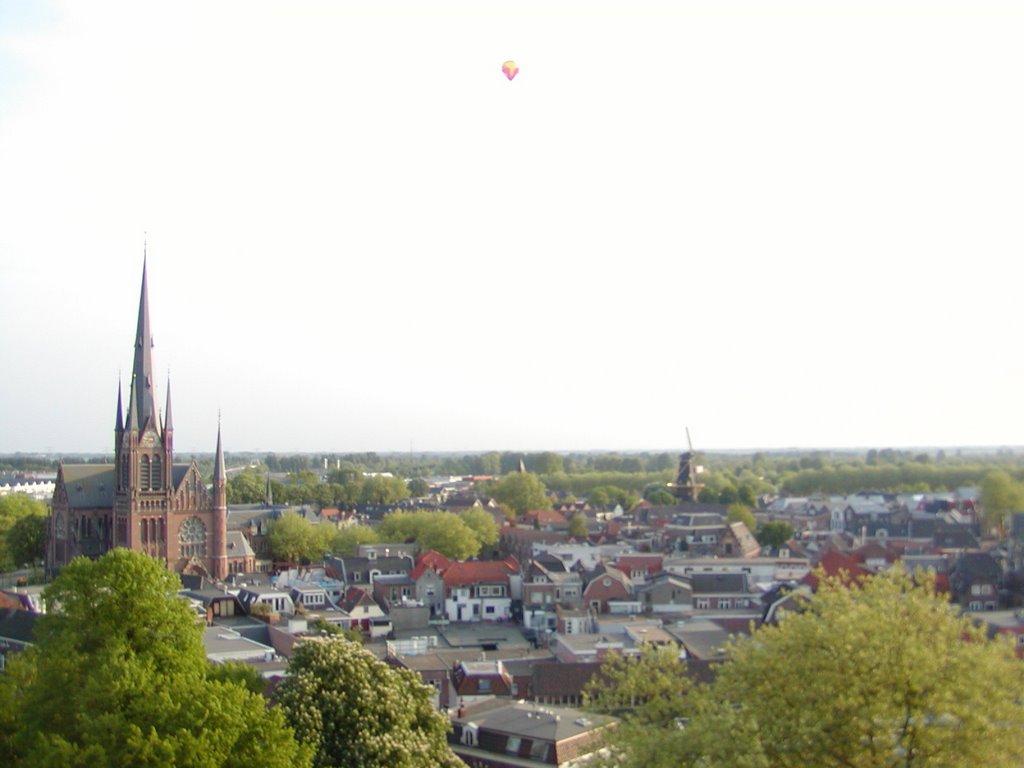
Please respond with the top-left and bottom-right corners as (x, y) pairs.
(522, 560), (583, 609)
(410, 551), (450, 618)
(950, 552), (1004, 611)
(689, 573), (755, 611)
(522, 509), (570, 530)
(444, 557), (521, 623)
(613, 554), (663, 584)
(635, 571), (693, 614)
(338, 586), (392, 638)
(522, 559), (584, 636)
(452, 659), (514, 698)
(582, 564), (633, 613)
(722, 521), (761, 558)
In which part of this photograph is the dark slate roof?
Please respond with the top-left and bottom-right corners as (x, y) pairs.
(952, 552), (1002, 583)
(530, 661), (605, 697)
(172, 464), (191, 488)
(933, 524), (980, 550)
(689, 573), (747, 594)
(61, 465), (115, 508)
(0, 608), (38, 645)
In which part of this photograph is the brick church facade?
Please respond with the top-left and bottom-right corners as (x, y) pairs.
(48, 261), (229, 579)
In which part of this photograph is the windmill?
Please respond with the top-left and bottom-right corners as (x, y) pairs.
(669, 427), (705, 502)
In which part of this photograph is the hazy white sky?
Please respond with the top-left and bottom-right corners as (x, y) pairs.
(2, 1), (1022, 455)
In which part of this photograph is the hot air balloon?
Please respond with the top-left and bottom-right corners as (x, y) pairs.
(502, 60), (519, 81)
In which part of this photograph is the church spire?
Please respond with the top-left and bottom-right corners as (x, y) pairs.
(164, 376), (174, 433)
(127, 257), (159, 434)
(213, 416), (226, 485)
(115, 379), (124, 433)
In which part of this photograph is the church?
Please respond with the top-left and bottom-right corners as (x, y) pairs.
(48, 261), (229, 579)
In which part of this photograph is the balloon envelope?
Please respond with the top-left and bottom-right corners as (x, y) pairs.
(502, 60), (519, 81)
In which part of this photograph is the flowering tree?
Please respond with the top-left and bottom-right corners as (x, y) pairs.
(277, 637), (462, 768)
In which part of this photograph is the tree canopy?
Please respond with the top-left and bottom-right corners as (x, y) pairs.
(378, 509), (484, 560)
(0, 494), (48, 571)
(979, 469), (1024, 536)
(267, 511), (336, 564)
(277, 637), (460, 768)
(486, 472), (551, 519)
(601, 566), (1024, 768)
(755, 520), (794, 550)
(0, 549), (311, 768)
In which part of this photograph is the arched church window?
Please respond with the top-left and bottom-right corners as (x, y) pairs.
(121, 454), (129, 489)
(151, 455), (162, 490)
(179, 516), (207, 558)
(55, 512), (66, 539)
(140, 456), (151, 490)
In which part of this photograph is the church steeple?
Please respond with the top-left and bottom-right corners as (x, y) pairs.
(213, 418), (226, 487)
(115, 379), (124, 433)
(164, 377), (174, 434)
(126, 258), (159, 434)
(212, 417), (228, 580)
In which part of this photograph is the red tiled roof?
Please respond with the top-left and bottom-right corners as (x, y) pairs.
(411, 550), (452, 580)
(523, 509), (568, 526)
(803, 549), (873, 589)
(614, 555), (664, 574)
(443, 557), (520, 589)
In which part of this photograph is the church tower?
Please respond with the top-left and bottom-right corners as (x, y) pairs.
(49, 257), (231, 579)
(108, 259), (226, 577)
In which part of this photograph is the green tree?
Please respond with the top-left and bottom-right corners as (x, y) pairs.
(755, 520), (794, 550)
(267, 511), (316, 563)
(584, 644), (691, 726)
(0, 549), (310, 767)
(532, 451), (564, 474)
(980, 469), (1024, 537)
(0, 495), (49, 571)
(265, 513), (336, 563)
(277, 637), (460, 768)
(459, 507), (499, 549)
(332, 524), (381, 556)
(623, 566), (1024, 768)
(7, 513), (47, 567)
(643, 488), (676, 506)
(488, 472), (551, 519)
(568, 512), (589, 539)
(359, 475), (410, 506)
(207, 660), (266, 696)
(378, 510), (481, 560)
(726, 503), (756, 531)
(226, 470), (266, 504)
(406, 478), (430, 498)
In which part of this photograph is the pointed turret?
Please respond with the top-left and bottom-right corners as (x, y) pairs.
(164, 377), (174, 433)
(265, 472), (274, 507)
(127, 259), (159, 434)
(127, 373), (140, 432)
(115, 380), (124, 433)
(114, 379), (126, 490)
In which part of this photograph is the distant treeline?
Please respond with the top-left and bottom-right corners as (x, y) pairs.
(7, 448), (1024, 504)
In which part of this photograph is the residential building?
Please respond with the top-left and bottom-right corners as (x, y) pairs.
(450, 701), (616, 768)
